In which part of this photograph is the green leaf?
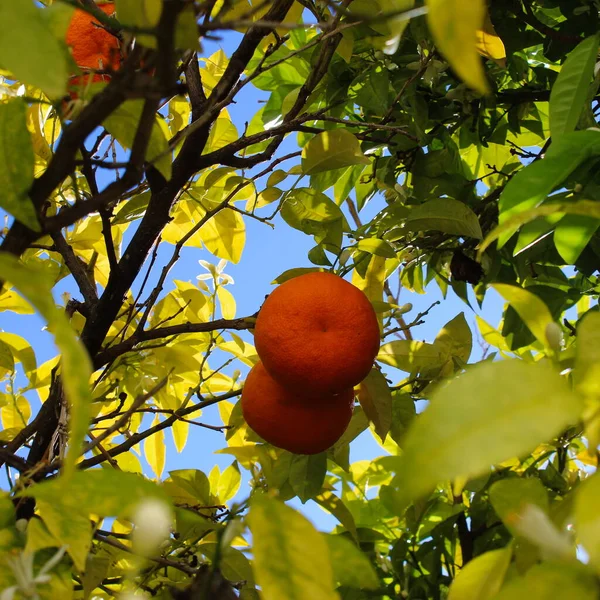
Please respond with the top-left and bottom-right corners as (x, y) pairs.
(357, 369), (393, 442)
(575, 472), (600, 570)
(217, 462), (242, 503)
(0, 100), (39, 231)
(405, 199), (482, 239)
(314, 491), (358, 543)
(115, 0), (161, 47)
(389, 392), (416, 447)
(575, 312), (600, 398)
(492, 284), (554, 348)
(357, 238), (397, 258)
(553, 214), (600, 263)
(0, 1), (69, 98)
(394, 360), (582, 503)
(247, 494), (338, 600)
(272, 267), (325, 284)
(426, 0), (489, 95)
(0, 339), (14, 377)
(482, 199), (600, 256)
(302, 130), (370, 175)
(0, 253), (92, 479)
(495, 131), (600, 247)
(36, 499), (92, 572)
(199, 204), (246, 264)
(489, 478), (549, 535)
(447, 546), (512, 600)
(377, 340), (447, 373)
(550, 34), (600, 140)
(26, 469), (171, 520)
(169, 469), (211, 505)
(103, 100), (172, 180)
(289, 453), (327, 503)
(434, 312), (472, 364)
(492, 563), (598, 600)
(324, 534), (379, 590)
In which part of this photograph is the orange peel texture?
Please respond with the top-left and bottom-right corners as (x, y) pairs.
(241, 361), (354, 455)
(254, 272), (381, 395)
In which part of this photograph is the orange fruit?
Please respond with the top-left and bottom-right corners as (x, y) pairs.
(241, 361), (354, 455)
(66, 3), (121, 74)
(254, 272), (380, 395)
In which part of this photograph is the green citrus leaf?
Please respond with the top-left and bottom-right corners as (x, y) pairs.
(405, 198), (482, 239)
(550, 34), (600, 140)
(426, 0), (489, 94)
(247, 494), (338, 600)
(324, 534), (379, 590)
(0, 100), (39, 231)
(301, 130), (370, 175)
(394, 360), (582, 503)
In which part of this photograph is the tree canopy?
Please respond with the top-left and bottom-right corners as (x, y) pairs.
(1, 0), (600, 598)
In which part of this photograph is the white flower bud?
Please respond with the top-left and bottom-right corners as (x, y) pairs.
(131, 499), (172, 556)
(545, 322), (563, 352)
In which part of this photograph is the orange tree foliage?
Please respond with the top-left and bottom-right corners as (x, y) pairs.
(0, 0), (600, 598)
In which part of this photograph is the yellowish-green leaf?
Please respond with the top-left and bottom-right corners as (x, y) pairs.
(435, 312), (472, 364)
(489, 478), (549, 536)
(357, 238), (397, 258)
(145, 420), (166, 479)
(324, 534), (379, 590)
(493, 284), (554, 348)
(1, 396), (30, 430)
(492, 563), (598, 600)
(315, 491), (358, 542)
(448, 546), (512, 600)
(0, 287), (35, 315)
(0, 100), (39, 231)
(394, 360), (582, 503)
(0, 1), (69, 98)
(575, 312), (600, 399)
(103, 100), (172, 180)
(357, 369), (392, 442)
(426, 0), (489, 94)
(37, 499), (92, 572)
(290, 453), (327, 503)
(405, 198), (482, 239)
(172, 418), (189, 453)
(302, 130), (370, 175)
(0, 253), (92, 479)
(475, 12), (506, 67)
(217, 461), (242, 503)
(247, 494), (339, 600)
(575, 472), (600, 571)
(200, 207), (245, 263)
(217, 285), (236, 319)
(377, 340), (447, 373)
(204, 117), (239, 153)
(115, 0), (161, 47)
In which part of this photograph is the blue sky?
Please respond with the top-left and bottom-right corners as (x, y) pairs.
(0, 27), (509, 530)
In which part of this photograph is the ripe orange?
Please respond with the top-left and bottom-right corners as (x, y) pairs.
(254, 272), (380, 395)
(66, 3), (121, 74)
(241, 361), (354, 455)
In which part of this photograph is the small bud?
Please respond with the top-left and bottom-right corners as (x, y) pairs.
(397, 303), (413, 315)
(131, 499), (172, 556)
(545, 322), (563, 352)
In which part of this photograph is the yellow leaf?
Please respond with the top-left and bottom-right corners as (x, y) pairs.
(1, 395), (31, 430)
(145, 420), (166, 479)
(426, 0), (490, 94)
(200, 207), (245, 263)
(217, 286), (236, 319)
(172, 418), (189, 453)
(0, 287), (34, 314)
(352, 255), (386, 329)
(475, 11), (507, 67)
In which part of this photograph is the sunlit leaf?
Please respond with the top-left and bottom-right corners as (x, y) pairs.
(492, 284), (554, 348)
(0, 253), (92, 479)
(549, 34), (600, 140)
(0, 100), (39, 231)
(426, 0), (489, 94)
(145, 421), (166, 479)
(475, 12), (506, 67)
(394, 360), (582, 503)
(405, 198), (482, 239)
(217, 461), (241, 503)
(325, 534), (379, 590)
(0, 1), (69, 98)
(247, 494), (338, 600)
(447, 546), (512, 600)
(302, 130), (370, 175)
